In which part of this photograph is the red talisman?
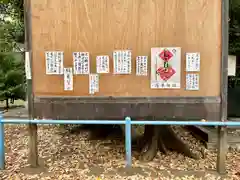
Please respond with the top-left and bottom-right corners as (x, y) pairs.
(156, 49), (176, 81)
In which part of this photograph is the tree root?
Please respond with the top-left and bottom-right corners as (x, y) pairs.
(139, 125), (159, 161)
(139, 125), (200, 162)
(158, 125), (200, 159)
(158, 135), (168, 154)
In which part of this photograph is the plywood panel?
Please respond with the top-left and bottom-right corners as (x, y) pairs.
(31, 0), (221, 97)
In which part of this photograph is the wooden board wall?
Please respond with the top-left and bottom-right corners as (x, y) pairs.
(31, 0), (221, 97)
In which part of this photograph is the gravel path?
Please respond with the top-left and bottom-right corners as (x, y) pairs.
(0, 125), (239, 180)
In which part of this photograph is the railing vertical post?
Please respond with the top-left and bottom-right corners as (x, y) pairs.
(125, 117), (132, 168)
(0, 112), (5, 170)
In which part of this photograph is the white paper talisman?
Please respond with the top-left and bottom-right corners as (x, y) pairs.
(186, 52), (200, 72)
(186, 73), (199, 90)
(45, 51), (64, 75)
(113, 50), (131, 74)
(89, 74), (99, 94)
(96, 55), (109, 73)
(73, 52), (90, 74)
(64, 68), (73, 91)
(136, 56), (148, 76)
(25, 51), (31, 79)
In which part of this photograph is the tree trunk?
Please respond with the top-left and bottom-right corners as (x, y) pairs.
(5, 99), (9, 109)
(10, 98), (14, 104)
(119, 124), (141, 141)
(139, 125), (160, 162)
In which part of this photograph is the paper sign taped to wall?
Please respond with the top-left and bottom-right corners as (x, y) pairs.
(228, 55), (236, 76)
(45, 51), (64, 75)
(89, 74), (99, 94)
(186, 73), (199, 91)
(186, 52), (200, 72)
(73, 52), (90, 74)
(25, 51), (31, 79)
(64, 68), (73, 91)
(96, 55), (109, 73)
(113, 50), (132, 74)
(136, 56), (148, 76)
(151, 47), (181, 89)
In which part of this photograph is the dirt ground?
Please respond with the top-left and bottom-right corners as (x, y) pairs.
(0, 124), (239, 180)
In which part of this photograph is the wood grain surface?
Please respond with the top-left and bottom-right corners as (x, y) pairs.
(31, 0), (221, 97)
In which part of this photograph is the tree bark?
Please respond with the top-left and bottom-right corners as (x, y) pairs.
(119, 124), (141, 141)
(10, 98), (14, 104)
(139, 125), (159, 162)
(138, 125), (200, 162)
(158, 135), (168, 154)
(5, 99), (9, 109)
(157, 125), (199, 159)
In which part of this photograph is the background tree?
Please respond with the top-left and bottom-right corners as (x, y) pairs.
(0, 0), (24, 45)
(0, 52), (25, 108)
(0, 0), (25, 109)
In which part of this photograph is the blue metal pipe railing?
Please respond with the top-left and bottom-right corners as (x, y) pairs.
(1, 119), (126, 125)
(2, 119), (240, 126)
(0, 114), (240, 170)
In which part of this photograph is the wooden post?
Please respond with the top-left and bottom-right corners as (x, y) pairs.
(217, 127), (227, 174)
(28, 123), (38, 167)
(217, 0), (228, 174)
(24, 0), (38, 167)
